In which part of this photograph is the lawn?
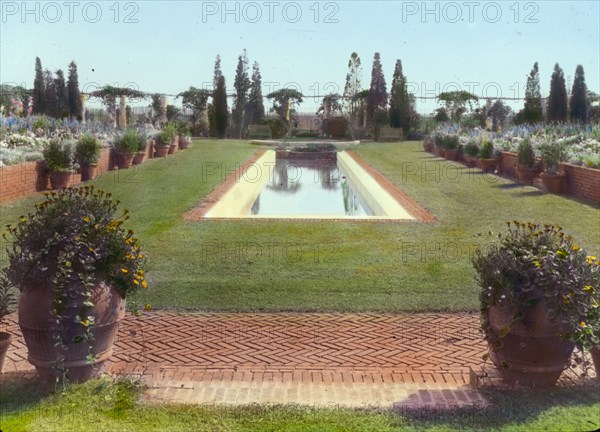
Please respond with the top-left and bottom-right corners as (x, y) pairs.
(1, 140), (598, 312)
(1, 377), (599, 432)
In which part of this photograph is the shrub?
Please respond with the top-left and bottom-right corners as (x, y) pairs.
(265, 118), (288, 139)
(539, 139), (568, 175)
(442, 135), (459, 150)
(479, 140), (495, 159)
(43, 139), (74, 172)
(517, 138), (536, 168)
(75, 134), (101, 165)
(464, 140), (480, 157)
(156, 123), (176, 146)
(114, 129), (143, 154)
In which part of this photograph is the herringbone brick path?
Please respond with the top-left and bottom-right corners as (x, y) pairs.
(2, 312), (596, 407)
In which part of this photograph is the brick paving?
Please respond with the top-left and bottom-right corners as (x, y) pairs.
(2, 311), (597, 408)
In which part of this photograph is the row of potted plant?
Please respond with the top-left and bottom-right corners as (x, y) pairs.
(425, 135), (574, 195)
(152, 123), (192, 158)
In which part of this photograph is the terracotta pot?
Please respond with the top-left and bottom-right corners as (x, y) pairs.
(168, 143), (178, 154)
(540, 172), (566, 194)
(591, 346), (600, 381)
(178, 135), (190, 149)
(132, 152), (146, 165)
(0, 332), (12, 373)
(18, 281), (125, 382)
(48, 171), (73, 190)
(517, 165), (539, 185)
(80, 164), (97, 182)
(423, 141), (433, 153)
(433, 146), (444, 157)
(154, 144), (169, 158)
(464, 155), (477, 168)
(487, 302), (574, 387)
(479, 158), (497, 173)
(118, 152), (135, 169)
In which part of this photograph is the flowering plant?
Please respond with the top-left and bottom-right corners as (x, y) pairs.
(473, 221), (600, 351)
(3, 186), (147, 299)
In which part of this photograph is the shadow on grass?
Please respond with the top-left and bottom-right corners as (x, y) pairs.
(0, 374), (55, 414)
(396, 386), (600, 431)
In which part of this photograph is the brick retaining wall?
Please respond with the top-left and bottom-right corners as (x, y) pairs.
(0, 147), (115, 204)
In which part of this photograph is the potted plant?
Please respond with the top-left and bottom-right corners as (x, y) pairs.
(473, 221), (600, 387)
(423, 137), (434, 153)
(43, 139), (75, 189)
(539, 139), (568, 194)
(75, 134), (102, 181)
(154, 124), (175, 158)
(516, 138), (539, 185)
(132, 131), (148, 165)
(166, 123), (179, 154)
(0, 272), (17, 373)
(113, 129), (140, 169)
(464, 140), (480, 168)
(478, 140), (497, 173)
(178, 124), (192, 150)
(3, 186), (147, 382)
(442, 135), (460, 161)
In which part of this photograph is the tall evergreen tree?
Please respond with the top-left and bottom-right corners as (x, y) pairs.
(54, 69), (69, 118)
(343, 52), (362, 135)
(213, 75), (228, 138)
(67, 61), (82, 120)
(547, 63), (568, 122)
(521, 62), (543, 124)
(569, 65), (588, 123)
(366, 52), (387, 128)
(208, 55), (224, 137)
(232, 50), (251, 138)
(33, 57), (46, 115)
(43, 69), (58, 118)
(246, 61), (265, 125)
(388, 59), (412, 134)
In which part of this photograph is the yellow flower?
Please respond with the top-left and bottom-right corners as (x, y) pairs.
(587, 255), (597, 265)
(562, 295), (571, 304)
(583, 285), (595, 294)
(83, 216), (90, 223)
(141, 280), (147, 289)
(144, 304), (152, 311)
(121, 268), (129, 273)
(557, 250), (567, 258)
(89, 247), (94, 253)
(66, 261), (71, 267)
(572, 245), (580, 251)
(133, 279), (139, 285)
(533, 260), (542, 268)
(580, 321), (586, 327)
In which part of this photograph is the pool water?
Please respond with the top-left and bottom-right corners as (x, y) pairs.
(249, 158), (372, 217)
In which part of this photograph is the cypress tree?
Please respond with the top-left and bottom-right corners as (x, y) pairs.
(366, 52), (387, 128)
(547, 63), (568, 122)
(246, 61), (265, 125)
(522, 62), (543, 124)
(569, 65), (588, 123)
(388, 59), (412, 134)
(232, 50), (251, 137)
(67, 61), (82, 120)
(54, 69), (69, 118)
(33, 57), (46, 115)
(343, 52), (362, 135)
(43, 69), (58, 118)
(214, 75), (228, 138)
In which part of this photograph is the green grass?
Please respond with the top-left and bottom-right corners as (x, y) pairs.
(1, 377), (599, 431)
(1, 140), (598, 312)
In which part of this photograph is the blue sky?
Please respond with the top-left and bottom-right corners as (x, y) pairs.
(1, 0), (599, 113)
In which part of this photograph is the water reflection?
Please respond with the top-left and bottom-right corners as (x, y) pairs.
(250, 157), (371, 216)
